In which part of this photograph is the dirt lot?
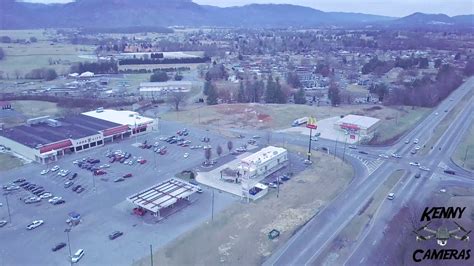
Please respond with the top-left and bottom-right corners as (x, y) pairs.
(316, 170), (406, 265)
(366, 185), (474, 266)
(163, 103), (430, 144)
(452, 121), (474, 171)
(134, 146), (353, 266)
(0, 153), (24, 171)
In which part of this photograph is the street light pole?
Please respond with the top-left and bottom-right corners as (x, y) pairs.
(334, 135), (339, 159)
(64, 228), (72, 266)
(150, 244), (154, 266)
(211, 189), (215, 222)
(4, 194), (12, 223)
(307, 128), (312, 161)
(463, 146), (470, 167)
(342, 135), (347, 163)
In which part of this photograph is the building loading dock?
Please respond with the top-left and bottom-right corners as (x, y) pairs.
(126, 178), (200, 219)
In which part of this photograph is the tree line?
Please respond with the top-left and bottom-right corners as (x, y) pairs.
(70, 61), (118, 74)
(118, 57), (210, 65)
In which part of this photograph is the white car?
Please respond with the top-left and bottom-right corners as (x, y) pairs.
(415, 146), (421, 150)
(71, 249), (84, 263)
(40, 169), (49, 175)
(419, 166), (430, 171)
(391, 153), (402, 158)
(184, 153), (189, 158)
(348, 145), (357, 149)
(409, 162), (420, 166)
(435, 112), (439, 115)
(413, 139), (419, 144)
(51, 166), (60, 172)
(26, 220), (44, 230)
(379, 154), (389, 159)
(387, 193), (395, 200)
(39, 193), (53, 199)
(100, 164), (110, 169)
(405, 139), (410, 144)
(49, 196), (62, 203)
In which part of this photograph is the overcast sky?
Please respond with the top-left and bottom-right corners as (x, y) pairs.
(23, 0), (474, 17)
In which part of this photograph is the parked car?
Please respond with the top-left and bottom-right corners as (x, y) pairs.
(13, 178), (26, 184)
(419, 166), (430, 171)
(40, 169), (49, 175)
(0, 220), (7, 227)
(413, 138), (419, 144)
(52, 242), (67, 252)
(108, 231), (124, 240)
(51, 166), (60, 172)
(72, 185), (81, 192)
(39, 192), (53, 199)
(114, 177), (125, 183)
(409, 162), (420, 166)
(387, 193), (395, 200)
(64, 181), (74, 188)
(443, 169), (456, 175)
(24, 197), (41, 204)
(358, 151), (368, 155)
(76, 187), (85, 193)
(26, 220), (44, 230)
(71, 249), (84, 263)
(49, 196), (62, 204)
(348, 145), (357, 149)
(123, 173), (133, 178)
(414, 173), (421, 178)
(53, 199), (66, 205)
(94, 170), (107, 176)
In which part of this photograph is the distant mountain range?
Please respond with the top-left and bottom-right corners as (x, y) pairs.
(0, 0), (472, 29)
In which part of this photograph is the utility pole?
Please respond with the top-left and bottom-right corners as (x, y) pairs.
(64, 228), (72, 266)
(211, 189), (215, 221)
(277, 175), (280, 198)
(150, 244), (154, 266)
(334, 135), (339, 159)
(153, 150), (157, 169)
(342, 135), (348, 163)
(92, 174), (96, 192)
(4, 194), (11, 223)
(463, 146), (471, 167)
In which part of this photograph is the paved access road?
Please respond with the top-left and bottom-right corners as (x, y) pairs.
(265, 77), (474, 266)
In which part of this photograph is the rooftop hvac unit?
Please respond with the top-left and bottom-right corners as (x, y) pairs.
(46, 119), (62, 127)
(27, 116), (51, 125)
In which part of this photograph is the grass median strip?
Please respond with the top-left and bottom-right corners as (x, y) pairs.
(452, 120), (474, 171)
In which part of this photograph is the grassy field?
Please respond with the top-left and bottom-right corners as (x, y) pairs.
(0, 30), (95, 77)
(316, 169), (405, 265)
(163, 103), (430, 144)
(135, 147), (353, 266)
(0, 153), (24, 171)
(452, 121), (474, 171)
(420, 88), (474, 156)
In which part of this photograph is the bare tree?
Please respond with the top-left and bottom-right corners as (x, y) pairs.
(167, 91), (187, 111)
(216, 145), (223, 157)
(13, 69), (22, 79)
(227, 140), (233, 153)
(204, 148), (212, 163)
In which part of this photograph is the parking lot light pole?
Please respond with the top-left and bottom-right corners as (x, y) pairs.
(64, 228), (72, 266)
(92, 175), (96, 192)
(150, 244), (154, 266)
(4, 194), (12, 223)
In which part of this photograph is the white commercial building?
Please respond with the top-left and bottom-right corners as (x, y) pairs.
(139, 81), (192, 99)
(82, 108), (157, 135)
(238, 146), (288, 179)
(333, 114), (380, 141)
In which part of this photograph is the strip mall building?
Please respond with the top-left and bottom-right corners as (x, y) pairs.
(0, 109), (156, 164)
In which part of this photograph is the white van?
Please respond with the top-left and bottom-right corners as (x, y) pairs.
(71, 249), (84, 263)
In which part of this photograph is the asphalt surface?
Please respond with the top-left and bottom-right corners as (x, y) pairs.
(0, 121), (251, 266)
(265, 77), (474, 266)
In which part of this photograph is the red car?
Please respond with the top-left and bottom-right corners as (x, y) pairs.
(123, 173), (133, 178)
(138, 159), (147, 164)
(159, 150), (167, 155)
(94, 170), (107, 176)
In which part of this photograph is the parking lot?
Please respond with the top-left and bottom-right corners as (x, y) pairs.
(0, 120), (250, 265)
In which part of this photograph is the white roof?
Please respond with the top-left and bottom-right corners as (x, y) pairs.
(241, 146), (287, 166)
(82, 109), (154, 126)
(140, 81), (192, 88)
(79, 71), (94, 77)
(126, 178), (199, 213)
(335, 115), (380, 129)
(255, 183), (268, 190)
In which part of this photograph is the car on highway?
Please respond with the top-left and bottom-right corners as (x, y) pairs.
(52, 242), (67, 252)
(409, 162), (420, 166)
(109, 231), (124, 240)
(387, 193), (395, 200)
(0, 220), (7, 227)
(40, 169), (49, 175)
(443, 169), (456, 175)
(26, 220), (44, 230)
(419, 166), (430, 171)
(71, 249), (84, 263)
